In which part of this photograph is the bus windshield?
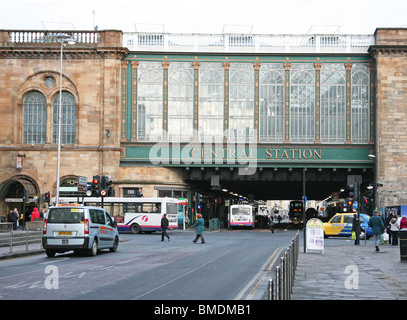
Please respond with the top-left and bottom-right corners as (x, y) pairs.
(232, 207), (251, 215)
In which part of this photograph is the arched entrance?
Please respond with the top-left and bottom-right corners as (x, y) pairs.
(0, 175), (40, 227)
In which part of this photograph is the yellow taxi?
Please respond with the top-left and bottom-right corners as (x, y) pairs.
(323, 213), (372, 238)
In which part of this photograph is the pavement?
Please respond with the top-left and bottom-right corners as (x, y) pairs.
(1, 230), (407, 300)
(0, 230), (44, 260)
(291, 242), (407, 300)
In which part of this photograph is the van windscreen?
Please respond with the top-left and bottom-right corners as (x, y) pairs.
(47, 208), (85, 223)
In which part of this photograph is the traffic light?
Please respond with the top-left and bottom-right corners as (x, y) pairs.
(42, 192), (50, 203)
(348, 183), (358, 199)
(45, 191), (50, 203)
(91, 175), (100, 196)
(100, 175), (115, 197)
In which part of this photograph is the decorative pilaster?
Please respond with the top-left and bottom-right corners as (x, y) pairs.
(121, 60), (128, 141)
(369, 63), (375, 144)
(162, 60), (170, 141)
(193, 61), (200, 141)
(131, 61), (139, 141)
(254, 62), (261, 142)
(283, 62), (291, 143)
(223, 61), (231, 142)
(345, 62), (352, 144)
(314, 63), (322, 144)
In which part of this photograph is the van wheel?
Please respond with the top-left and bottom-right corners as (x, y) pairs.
(89, 239), (98, 256)
(110, 237), (119, 252)
(130, 223), (141, 234)
(46, 249), (56, 257)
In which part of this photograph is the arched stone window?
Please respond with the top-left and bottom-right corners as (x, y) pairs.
(52, 91), (76, 144)
(23, 91), (47, 144)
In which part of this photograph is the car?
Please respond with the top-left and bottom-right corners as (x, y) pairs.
(42, 204), (119, 257)
(323, 213), (373, 239)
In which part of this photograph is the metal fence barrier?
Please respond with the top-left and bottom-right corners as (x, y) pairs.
(0, 223), (43, 254)
(268, 231), (300, 300)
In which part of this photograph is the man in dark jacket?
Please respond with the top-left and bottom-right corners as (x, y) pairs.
(368, 210), (385, 252)
(161, 214), (170, 242)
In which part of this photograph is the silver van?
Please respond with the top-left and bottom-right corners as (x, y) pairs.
(42, 205), (119, 257)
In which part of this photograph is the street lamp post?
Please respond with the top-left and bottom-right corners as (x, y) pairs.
(55, 33), (76, 205)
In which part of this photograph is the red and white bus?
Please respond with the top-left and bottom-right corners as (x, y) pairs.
(59, 197), (179, 234)
(228, 204), (255, 228)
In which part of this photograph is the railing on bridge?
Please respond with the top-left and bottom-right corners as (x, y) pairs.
(123, 32), (375, 54)
(7, 30), (99, 44)
(2, 30), (374, 54)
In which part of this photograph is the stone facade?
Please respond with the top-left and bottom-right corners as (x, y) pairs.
(2, 27), (407, 219)
(0, 30), (126, 217)
(370, 28), (407, 206)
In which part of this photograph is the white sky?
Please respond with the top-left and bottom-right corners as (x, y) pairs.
(1, 0), (406, 34)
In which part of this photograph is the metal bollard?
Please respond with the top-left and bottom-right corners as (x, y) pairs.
(275, 265), (281, 300)
(268, 278), (274, 300)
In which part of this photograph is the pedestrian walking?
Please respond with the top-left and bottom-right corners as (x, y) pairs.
(368, 210), (385, 252)
(191, 213), (205, 244)
(267, 215), (275, 234)
(160, 214), (170, 242)
(389, 216), (400, 245)
(30, 207), (40, 221)
(352, 214), (361, 245)
(385, 211), (396, 244)
(400, 216), (407, 230)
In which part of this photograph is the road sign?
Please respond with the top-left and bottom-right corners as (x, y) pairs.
(353, 201), (358, 210)
(77, 176), (87, 193)
(100, 189), (107, 197)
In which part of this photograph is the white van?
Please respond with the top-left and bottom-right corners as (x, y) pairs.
(42, 205), (119, 257)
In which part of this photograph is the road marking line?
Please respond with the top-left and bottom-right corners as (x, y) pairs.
(132, 251), (229, 300)
(245, 247), (284, 300)
(234, 247), (284, 300)
(39, 257), (70, 265)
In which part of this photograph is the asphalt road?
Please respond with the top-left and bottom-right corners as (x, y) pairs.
(0, 228), (299, 300)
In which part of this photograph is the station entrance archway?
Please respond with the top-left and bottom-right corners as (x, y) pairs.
(183, 167), (374, 201)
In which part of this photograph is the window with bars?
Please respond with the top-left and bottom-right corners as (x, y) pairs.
(52, 91), (76, 145)
(259, 63), (285, 142)
(351, 64), (370, 144)
(229, 63), (255, 143)
(290, 64), (315, 143)
(320, 64), (346, 143)
(199, 62), (224, 142)
(137, 61), (163, 141)
(23, 91), (47, 144)
(168, 62), (194, 142)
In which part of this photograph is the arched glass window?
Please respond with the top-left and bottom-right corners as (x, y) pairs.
(23, 91), (47, 144)
(259, 63), (285, 142)
(53, 91), (76, 144)
(351, 64), (369, 143)
(290, 64), (315, 143)
(320, 64), (346, 143)
(168, 62), (194, 142)
(199, 62), (224, 142)
(137, 61), (163, 141)
(229, 63), (254, 142)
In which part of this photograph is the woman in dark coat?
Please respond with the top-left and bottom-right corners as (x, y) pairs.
(191, 214), (205, 244)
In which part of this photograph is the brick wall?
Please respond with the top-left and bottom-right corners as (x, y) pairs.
(371, 28), (407, 206)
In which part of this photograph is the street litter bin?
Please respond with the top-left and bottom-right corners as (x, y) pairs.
(399, 230), (407, 262)
(209, 218), (219, 231)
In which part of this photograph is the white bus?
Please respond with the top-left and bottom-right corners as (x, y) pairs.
(59, 197), (179, 234)
(229, 204), (255, 228)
